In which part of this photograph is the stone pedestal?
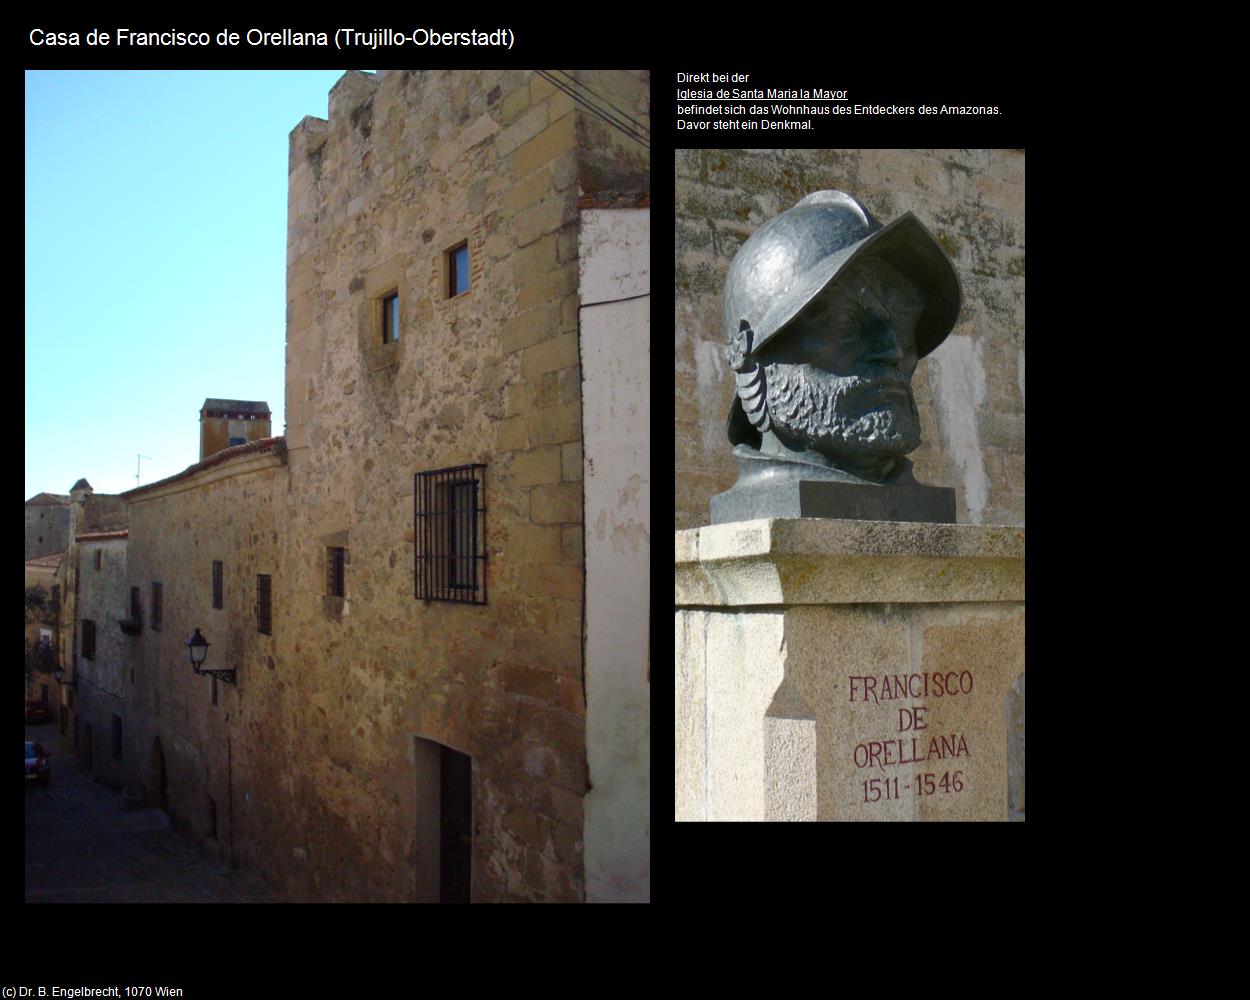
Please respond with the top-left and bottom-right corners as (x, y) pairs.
(675, 518), (1024, 822)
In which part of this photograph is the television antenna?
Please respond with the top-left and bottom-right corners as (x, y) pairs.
(136, 454), (152, 487)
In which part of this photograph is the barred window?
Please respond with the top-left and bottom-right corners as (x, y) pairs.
(257, 574), (272, 634)
(327, 548), (347, 599)
(81, 619), (96, 660)
(151, 582), (162, 631)
(416, 464), (486, 604)
(212, 560), (223, 610)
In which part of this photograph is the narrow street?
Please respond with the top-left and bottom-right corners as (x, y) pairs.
(24, 723), (277, 902)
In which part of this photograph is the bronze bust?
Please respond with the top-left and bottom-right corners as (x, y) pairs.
(711, 190), (961, 524)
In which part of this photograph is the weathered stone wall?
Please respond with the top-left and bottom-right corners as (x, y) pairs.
(675, 148), (1025, 530)
(278, 69), (648, 901)
(123, 448), (285, 860)
(114, 69), (650, 903)
(74, 535), (129, 789)
(26, 498), (69, 561)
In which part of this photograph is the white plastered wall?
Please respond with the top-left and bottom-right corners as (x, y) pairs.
(578, 207), (650, 902)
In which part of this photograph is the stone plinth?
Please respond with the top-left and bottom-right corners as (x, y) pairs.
(676, 518), (1024, 822)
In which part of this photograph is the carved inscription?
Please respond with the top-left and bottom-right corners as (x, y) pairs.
(849, 672), (974, 805)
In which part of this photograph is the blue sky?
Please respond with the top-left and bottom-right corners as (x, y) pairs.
(25, 70), (361, 499)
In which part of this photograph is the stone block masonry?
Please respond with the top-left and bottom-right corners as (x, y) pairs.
(113, 70), (648, 903)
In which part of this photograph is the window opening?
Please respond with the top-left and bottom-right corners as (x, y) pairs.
(212, 560), (223, 610)
(416, 464), (487, 604)
(448, 243), (470, 297)
(257, 574), (272, 635)
(327, 548), (347, 599)
(382, 291), (400, 343)
(151, 582), (162, 631)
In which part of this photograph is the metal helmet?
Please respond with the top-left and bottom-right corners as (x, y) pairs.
(723, 190), (961, 445)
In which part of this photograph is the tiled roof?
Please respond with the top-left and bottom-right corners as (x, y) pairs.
(25, 492), (70, 506)
(25, 551), (63, 568)
(70, 478), (92, 492)
(201, 399), (271, 415)
(76, 530), (129, 542)
(123, 436), (286, 499)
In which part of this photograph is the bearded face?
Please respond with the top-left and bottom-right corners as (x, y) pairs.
(743, 256), (927, 468)
(763, 362), (921, 459)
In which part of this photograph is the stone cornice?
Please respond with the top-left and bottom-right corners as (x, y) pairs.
(675, 518), (1024, 607)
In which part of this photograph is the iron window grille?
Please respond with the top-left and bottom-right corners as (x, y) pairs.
(327, 547), (347, 599)
(416, 464), (486, 604)
(212, 560), (223, 609)
(257, 574), (272, 634)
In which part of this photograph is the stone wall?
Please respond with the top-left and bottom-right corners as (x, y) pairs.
(115, 70), (649, 902)
(122, 446), (285, 859)
(675, 148), (1025, 530)
(74, 535), (129, 789)
(25, 497), (69, 561)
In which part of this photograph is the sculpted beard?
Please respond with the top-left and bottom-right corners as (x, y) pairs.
(762, 362), (922, 458)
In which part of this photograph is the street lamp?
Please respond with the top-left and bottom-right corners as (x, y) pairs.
(52, 665), (77, 689)
(185, 628), (236, 685)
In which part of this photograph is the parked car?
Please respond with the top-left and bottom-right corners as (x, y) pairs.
(24, 700), (52, 725)
(25, 741), (50, 786)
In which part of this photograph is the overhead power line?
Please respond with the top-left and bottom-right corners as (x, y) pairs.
(534, 70), (650, 151)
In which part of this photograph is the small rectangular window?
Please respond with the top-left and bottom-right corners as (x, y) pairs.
(208, 797), (217, 840)
(151, 582), (162, 631)
(327, 548), (347, 599)
(130, 586), (141, 623)
(382, 291), (400, 343)
(228, 436), (247, 447)
(212, 561), (223, 610)
(257, 574), (272, 635)
(111, 714), (123, 761)
(416, 464), (487, 604)
(449, 243), (469, 297)
(94, 549), (102, 570)
(81, 620), (96, 660)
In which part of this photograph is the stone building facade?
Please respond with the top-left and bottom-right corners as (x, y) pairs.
(114, 70), (650, 901)
(675, 148), (1025, 531)
(69, 532), (130, 787)
(199, 398), (272, 460)
(25, 492), (70, 561)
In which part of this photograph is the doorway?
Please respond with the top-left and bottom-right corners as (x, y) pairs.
(81, 720), (93, 773)
(150, 736), (168, 813)
(414, 738), (472, 903)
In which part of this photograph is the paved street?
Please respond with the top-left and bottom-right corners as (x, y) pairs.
(24, 723), (277, 902)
